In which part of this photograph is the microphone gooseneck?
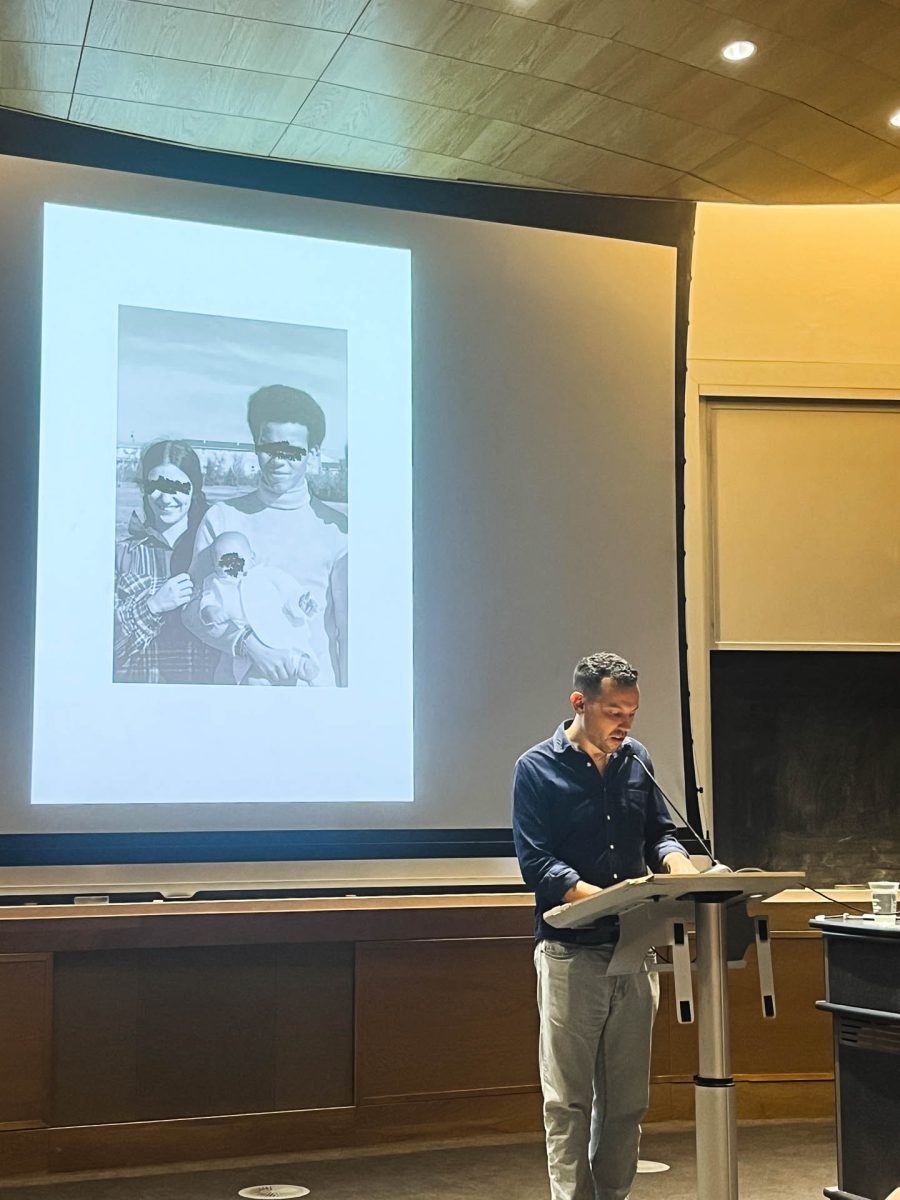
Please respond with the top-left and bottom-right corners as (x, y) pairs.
(620, 744), (721, 870)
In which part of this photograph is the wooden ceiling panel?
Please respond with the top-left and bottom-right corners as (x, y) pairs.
(559, 39), (693, 102)
(796, 66), (900, 143)
(465, 67), (590, 128)
(747, 101), (900, 196)
(2, 0), (900, 203)
(457, 0), (637, 40)
(467, 160), (565, 186)
(451, 67), (725, 175)
(86, 0), (343, 78)
(354, 0), (615, 80)
(277, 123), (471, 174)
(639, 67), (789, 140)
(0, 41), (81, 92)
(849, 33), (900, 83)
(729, 39), (864, 110)
(698, 29), (900, 148)
(652, 172), (745, 201)
(485, 123), (681, 192)
(294, 81), (499, 160)
(704, 0), (900, 80)
(692, 140), (875, 203)
(535, 86), (736, 170)
(136, 0), (369, 32)
(0, 0), (91, 45)
(275, 121), (558, 187)
(0, 87), (68, 116)
(615, 0), (770, 67)
(76, 48), (315, 123)
(70, 94), (285, 155)
(462, 118), (562, 175)
(323, 36), (505, 110)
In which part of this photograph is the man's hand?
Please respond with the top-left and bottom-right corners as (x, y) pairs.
(563, 880), (603, 903)
(663, 853), (700, 876)
(244, 634), (298, 684)
(294, 652), (319, 684)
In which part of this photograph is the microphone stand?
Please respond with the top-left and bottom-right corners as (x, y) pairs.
(621, 745), (726, 872)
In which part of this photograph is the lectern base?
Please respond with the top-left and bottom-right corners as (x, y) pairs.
(695, 1081), (738, 1200)
(543, 872), (805, 1200)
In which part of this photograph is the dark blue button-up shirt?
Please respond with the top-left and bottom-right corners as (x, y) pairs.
(512, 722), (688, 944)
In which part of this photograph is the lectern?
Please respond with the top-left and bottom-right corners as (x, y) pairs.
(544, 870), (805, 1200)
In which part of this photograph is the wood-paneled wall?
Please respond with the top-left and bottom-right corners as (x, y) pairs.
(0, 954), (52, 1129)
(0, 894), (846, 1176)
(356, 938), (539, 1105)
(52, 943), (354, 1125)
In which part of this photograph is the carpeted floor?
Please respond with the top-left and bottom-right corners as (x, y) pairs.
(0, 1120), (837, 1200)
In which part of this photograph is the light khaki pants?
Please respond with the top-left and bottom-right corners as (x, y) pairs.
(535, 940), (659, 1200)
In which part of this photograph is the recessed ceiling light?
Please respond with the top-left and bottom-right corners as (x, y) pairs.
(889, 109), (900, 128)
(721, 40), (757, 62)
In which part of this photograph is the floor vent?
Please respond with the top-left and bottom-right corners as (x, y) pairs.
(238, 1186), (310, 1199)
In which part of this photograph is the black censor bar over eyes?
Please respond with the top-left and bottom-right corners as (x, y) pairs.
(256, 441), (308, 461)
(218, 552), (245, 578)
(144, 476), (191, 495)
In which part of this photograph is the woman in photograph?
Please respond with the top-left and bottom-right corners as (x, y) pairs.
(114, 439), (215, 683)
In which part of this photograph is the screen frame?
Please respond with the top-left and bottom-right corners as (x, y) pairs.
(0, 105), (698, 868)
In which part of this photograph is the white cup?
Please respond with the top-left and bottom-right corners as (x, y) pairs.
(868, 881), (899, 923)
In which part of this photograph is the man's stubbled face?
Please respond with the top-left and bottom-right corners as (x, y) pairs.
(256, 421), (310, 495)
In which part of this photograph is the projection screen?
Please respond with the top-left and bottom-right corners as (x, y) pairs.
(0, 144), (691, 852)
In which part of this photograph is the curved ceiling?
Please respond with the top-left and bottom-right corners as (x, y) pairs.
(3, 0), (900, 202)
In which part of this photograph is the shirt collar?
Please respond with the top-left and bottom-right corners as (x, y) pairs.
(551, 720), (580, 757)
(550, 720), (634, 763)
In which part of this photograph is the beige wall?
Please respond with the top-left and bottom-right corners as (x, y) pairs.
(690, 204), (900, 375)
(686, 203), (900, 839)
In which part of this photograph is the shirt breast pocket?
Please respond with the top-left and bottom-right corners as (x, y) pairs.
(623, 786), (648, 833)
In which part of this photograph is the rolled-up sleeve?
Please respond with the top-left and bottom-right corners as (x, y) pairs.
(639, 751), (690, 872)
(184, 513), (245, 657)
(512, 758), (579, 910)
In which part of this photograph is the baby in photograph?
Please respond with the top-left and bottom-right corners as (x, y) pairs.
(198, 531), (319, 685)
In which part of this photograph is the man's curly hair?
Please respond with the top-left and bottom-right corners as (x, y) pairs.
(573, 652), (638, 697)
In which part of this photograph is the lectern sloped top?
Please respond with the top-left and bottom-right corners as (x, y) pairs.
(543, 870), (806, 929)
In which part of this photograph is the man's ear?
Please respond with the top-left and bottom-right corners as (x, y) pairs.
(570, 690), (585, 714)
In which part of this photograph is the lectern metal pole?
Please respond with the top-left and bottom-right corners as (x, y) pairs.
(694, 900), (738, 1200)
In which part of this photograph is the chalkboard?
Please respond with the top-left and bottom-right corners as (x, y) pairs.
(710, 651), (900, 887)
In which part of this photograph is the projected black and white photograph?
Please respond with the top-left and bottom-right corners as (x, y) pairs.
(32, 203), (412, 806)
(114, 307), (348, 688)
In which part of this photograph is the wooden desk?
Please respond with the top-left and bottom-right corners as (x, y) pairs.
(0, 890), (861, 1176)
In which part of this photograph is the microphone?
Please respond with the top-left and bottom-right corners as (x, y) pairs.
(619, 744), (725, 871)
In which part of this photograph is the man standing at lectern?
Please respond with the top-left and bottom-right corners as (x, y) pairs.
(512, 651), (698, 1200)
